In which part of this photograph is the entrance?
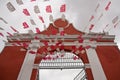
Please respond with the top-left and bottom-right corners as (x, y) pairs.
(39, 52), (87, 80)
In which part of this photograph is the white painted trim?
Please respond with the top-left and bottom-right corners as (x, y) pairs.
(86, 48), (107, 80)
(17, 40), (39, 80)
(17, 49), (37, 80)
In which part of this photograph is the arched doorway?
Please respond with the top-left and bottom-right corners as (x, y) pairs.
(39, 52), (87, 80)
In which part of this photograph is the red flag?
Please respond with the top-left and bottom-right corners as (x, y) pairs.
(38, 16), (44, 23)
(35, 28), (41, 34)
(23, 9), (30, 16)
(0, 32), (4, 37)
(89, 15), (94, 22)
(89, 24), (94, 30)
(10, 26), (18, 32)
(46, 5), (52, 13)
(105, 1), (111, 11)
(23, 22), (29, 28)
(60, 4), (66, 12)
(7, 32), (13, 36)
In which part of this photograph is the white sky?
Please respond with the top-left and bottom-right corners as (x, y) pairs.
(0, 0), (120, 80)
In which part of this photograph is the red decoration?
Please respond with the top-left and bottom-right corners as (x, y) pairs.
(23, 9), (30, 16)
(29, 50), (36, 54)
(73, 56), (78, 60)
(23, 22), (29, 28)
(10, 26), (18, 32)
(60, 31), (65, 36)
(105, 1), (111, 11)
(52, 30), (57, 35)
(85, 45), (91, 49)
(89, 24), (94, 30)
(22, 42), (28, 48)
(60, 4), (66, 12)
(0, 32), (4, 37)
(46, 5), (52, 13)
(38, 16), (44, 23)
(7, 32), (13, 36)
(35, 28), (41, 34)
(89, 15), (94, 22)
(43, 41), (48, 46)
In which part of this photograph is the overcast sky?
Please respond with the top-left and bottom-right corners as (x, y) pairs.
(0, 0), (120, 80)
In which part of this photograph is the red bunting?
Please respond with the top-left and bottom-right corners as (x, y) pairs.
(38, 16), (44, 23)
(23, 22), (29, 28)
(46, 5), (52, 13)
(7, 32), (13, 36)
(89, 24), (94, 30)
(105, 1), (111, 11)
(89, 15), (94, 22)
(10, 26), (18, 32)
(35, 28), (41, 34)
(60, 4), (66, 12)
(0, 32), (4, 37)
(23, 9), (30, 16)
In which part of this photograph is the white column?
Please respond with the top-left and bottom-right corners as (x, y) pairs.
(17, 40), (39, 80)
(86, 48), (107, 80)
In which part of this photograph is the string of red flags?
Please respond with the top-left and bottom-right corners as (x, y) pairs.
(10, 26), (19, 33)
(6, 2), (16, 12)
(105, 1), (111, 11)
(23, 9), (30, 16)
(23, 22), (29, 29)
(46, 5), (52, 13)
(38, 16), (44, 23)
(16, 0), (23, 5)
(0, 17), (8, 24)
(60, 4), (66, 12)
(34, 5), (40, 14)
